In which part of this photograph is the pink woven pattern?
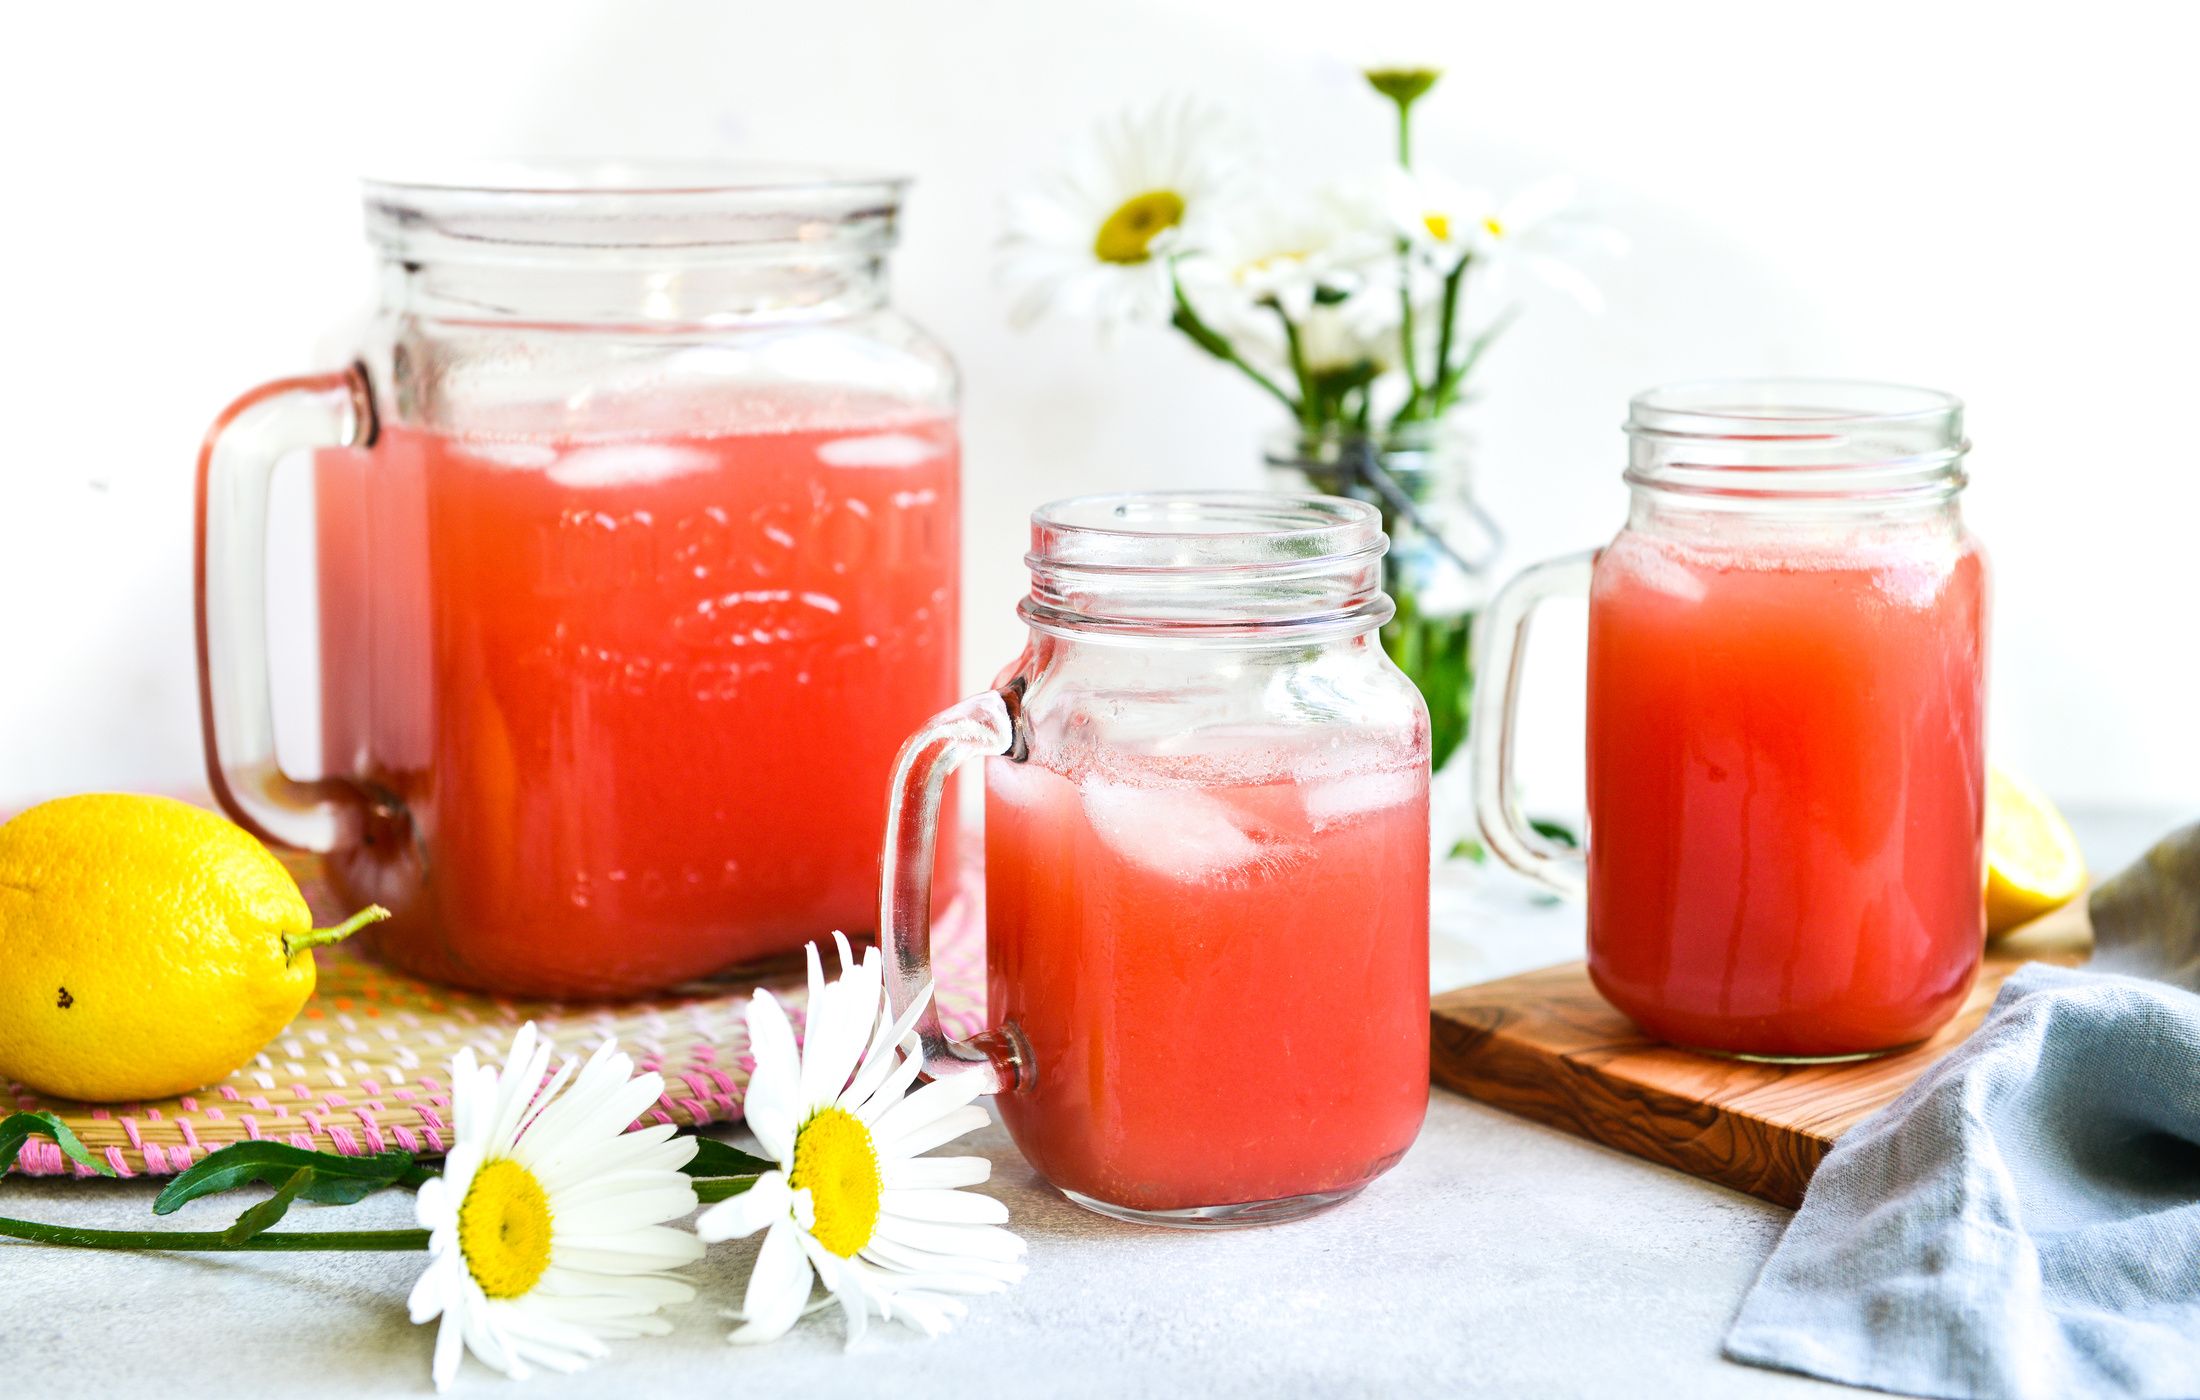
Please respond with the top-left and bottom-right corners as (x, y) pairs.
(6, 849), (988, 1178)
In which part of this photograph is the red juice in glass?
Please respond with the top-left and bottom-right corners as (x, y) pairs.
(1475, 379), (1989, 1062)
(984, 738), (1430, 1213)
(1586, 528), (1988, 1058)
(315, 409), (959, 996)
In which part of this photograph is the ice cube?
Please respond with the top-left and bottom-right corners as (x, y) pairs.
(454, 439), (559, 469)
(546, 443), (715, 488)
(1082, 780), (1275, 881)
(985, 756), (1056, 815)
(817, 433), (944, 470)
(1612, 545), (1708, 604)
(1304, 768), (1424, 830)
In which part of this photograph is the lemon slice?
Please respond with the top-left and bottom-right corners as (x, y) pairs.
(1984, 766), (2086, 937)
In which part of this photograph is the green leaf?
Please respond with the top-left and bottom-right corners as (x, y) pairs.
(221, 1167), (312, 1244)
(0, 1111), (113, 1177)
(154, 1143), (418, 1216)
(681, 1137), (774, 1180)
(1530, 818), (1581, 849)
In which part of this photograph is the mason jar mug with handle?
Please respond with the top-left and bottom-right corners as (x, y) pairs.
(1472, 379), (1988, 1062)
(881, 493), (1432, 1227)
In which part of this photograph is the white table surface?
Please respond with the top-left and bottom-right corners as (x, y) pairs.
(1, 808), (2180, 1398)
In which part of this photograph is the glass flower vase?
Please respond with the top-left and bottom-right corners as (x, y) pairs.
(1264, 421), (1499, 789)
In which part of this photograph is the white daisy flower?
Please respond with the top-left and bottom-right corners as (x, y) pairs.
(1206, 190), (1387, 321)
(998, 97), (1251, 333)
(1181, 189), (1407, 388)
(407, 1024), (704, 1391)
(696, 933), (1025, 1346)
(1380, 169), (1626, 312)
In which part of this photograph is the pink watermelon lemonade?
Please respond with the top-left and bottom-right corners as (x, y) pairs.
(1586, 524), (1988, 1059)
(984, 736), (1429, 1212)
(315, 410), (959, 996)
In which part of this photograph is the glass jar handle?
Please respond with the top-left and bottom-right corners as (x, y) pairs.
(879, 685), (1030, 1094)
(1470, 550), (1597, 896)
(194, 365), (376, 851)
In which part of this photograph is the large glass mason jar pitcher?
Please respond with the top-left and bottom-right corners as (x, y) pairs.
(195, 169), (959, 997)
(1473, 380), (1988, 1061)
(881, 494), (1431, 1227)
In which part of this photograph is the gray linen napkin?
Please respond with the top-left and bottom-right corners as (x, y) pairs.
(1724, 824), (2200, 1400)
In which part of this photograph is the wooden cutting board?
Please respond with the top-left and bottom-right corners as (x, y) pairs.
(1429, 902), (2091, 1208)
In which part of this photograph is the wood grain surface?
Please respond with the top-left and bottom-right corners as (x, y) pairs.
(1430, 901), (2092, 1208)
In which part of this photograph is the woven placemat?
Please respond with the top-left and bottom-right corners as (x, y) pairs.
(6, 848), (986, 1178)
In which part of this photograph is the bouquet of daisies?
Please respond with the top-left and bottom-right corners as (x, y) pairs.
(998, 67), (1621, 444)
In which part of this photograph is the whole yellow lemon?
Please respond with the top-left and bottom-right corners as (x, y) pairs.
(0, 794), (385, 1102)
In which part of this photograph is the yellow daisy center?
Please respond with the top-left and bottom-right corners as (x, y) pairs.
(1093, 190), (1186, 265)
(788, 1106), (882, 1259)
(1484, 215), (1506, 239)
(457, 1158), (554, 1299)
(1424, 211), (1452, 243)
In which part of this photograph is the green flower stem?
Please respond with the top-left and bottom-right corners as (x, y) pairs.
(1267, 300), (1320, 433)
(1364, 68), (1438, 166)
(693, 1174), (762, 1205)
(283, 904), (392, 961)
(1429, 254), (1471, 414)
(1169, 264), (1300, 416)
(1397, 246), (1426, 415)
(1438, 308), (1517, 413)
(0, 1215), (429, 1252)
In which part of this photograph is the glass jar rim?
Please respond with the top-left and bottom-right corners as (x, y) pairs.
(363, 162), (906, 258)
(1028, 491), (1383, 573)
(1628, 377), (1962, 437)
(1624, 377), (1969, 505)
(1022, 492), (1392, 640)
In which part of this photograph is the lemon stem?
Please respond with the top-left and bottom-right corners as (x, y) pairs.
(282, 904), (392, 962)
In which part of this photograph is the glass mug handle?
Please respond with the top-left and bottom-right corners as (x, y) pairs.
(194, 364), (376, 851)
(879, 684), (1031, 1093)
(1470, 550), (1598, 897)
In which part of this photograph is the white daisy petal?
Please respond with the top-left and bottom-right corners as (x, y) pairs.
(883, 1155), (992, 1191)
(485, 1023), (553, 1150)
(894, 1289), (973, 1337)
(860, 1232), (1030, 1286)
(744, 991), (803, 1159)
(430, 1310), (464, 1393)
(695, 1172), (793, 1243)
(880, 1187), (1012, 1226)
(867, 1067), (988, 1145)
(842, 977), (933, 1111)
(871, 1214), (1029, 1263)
(802, 1236), (871, 1348)
(553, 1226), (707, 1271)
(877, 1103), (993, 1161)
(732, 1220), (816, 1345)
(412, 1174), (453, 1232)
(743, 1081), (800, 1170)
(855, 1045), (928, 1125)
(408, 1251), (455, 1324)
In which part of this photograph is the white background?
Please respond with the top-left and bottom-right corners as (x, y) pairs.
(2, 0), (2195, 820)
